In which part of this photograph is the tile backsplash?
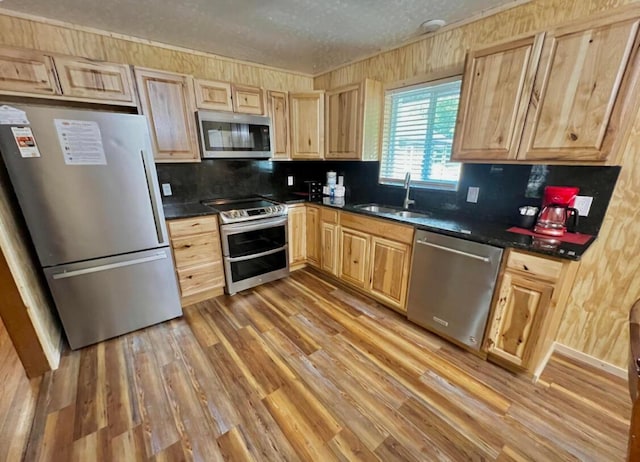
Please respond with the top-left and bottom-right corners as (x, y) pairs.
(157, 160), (620, 236)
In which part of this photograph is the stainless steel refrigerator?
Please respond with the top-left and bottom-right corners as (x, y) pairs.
(0, 103), (182, 349)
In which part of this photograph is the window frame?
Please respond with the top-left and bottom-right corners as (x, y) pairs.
(379, 73), (463, 191)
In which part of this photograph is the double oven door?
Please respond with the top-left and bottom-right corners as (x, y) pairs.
(220, 216), (289, 294)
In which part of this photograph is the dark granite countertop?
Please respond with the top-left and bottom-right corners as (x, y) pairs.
(163, 196), (594, 260)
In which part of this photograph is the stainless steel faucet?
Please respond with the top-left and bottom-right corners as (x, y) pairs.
(403, 172), (415, 209)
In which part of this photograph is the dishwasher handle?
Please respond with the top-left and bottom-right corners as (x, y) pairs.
(416, 238), (491, 263)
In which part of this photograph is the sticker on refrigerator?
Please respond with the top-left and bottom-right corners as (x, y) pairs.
(54, 119), (107, 165)
(0, 105), (30, 125)
(11, 127), (41, 158)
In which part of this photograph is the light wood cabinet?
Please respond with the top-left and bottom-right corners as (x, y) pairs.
(485, 249), (579, 377)
(325, 79), (383, 160)
(452, 34), (544, 161)
(454, 9), (640, 163)
(369, 236), (412, 312)
(267, 90), (290, 159)
(167, 216), (225, 307)
(305, 205), (321, 267)
(232, 84), (264, 115)
(519, 14), (640, 162)
(339, 227), (370, 287)
(0, 46), (60, 96)
(290, 91), (325, 159)
(288, 204), (306, 270)
(320, 208), (339, 275)
(135, 68), (200, 163)
(53, 56), (136, 104)
(193, 78), (233, 111)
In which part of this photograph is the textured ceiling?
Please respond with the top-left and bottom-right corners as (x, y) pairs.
(0, 0), (523, 74)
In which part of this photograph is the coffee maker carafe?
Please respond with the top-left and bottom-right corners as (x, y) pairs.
(534, 186), (580, 237)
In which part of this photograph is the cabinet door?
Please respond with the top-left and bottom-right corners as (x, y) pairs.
(452, 34), (544, 161)
(0, 46), (60, 95)
(321, 222), (338, 275)
(288, 205), (306, 267)
(135, 68), (200, 163)
(54, 56), (136, 104)
(519, 16), (640, 161)
(267, 90), (290, 159)
(290, 92), (325, 159)
(339, 227), (370, 288)
(486, 271), (553, 369)
(326, 84), (360, 159)
(232, 85), (264, 114)
(368, 237), (411, 311)
(306, 206), (321, 267)
(194, 78), (233, 111)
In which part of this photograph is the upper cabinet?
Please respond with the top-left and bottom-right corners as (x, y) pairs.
(232, 84), (265, 114)
(453, 8), (640, 163)
(134, 68), (200, 163)
(193, 78), (233, 111)
(0, 46), (59, 96)
(519, 14), (640, 162)
(267, 90), (290, 159)
(290, 91), (325, 159)
(0, 46), (136, 105)
(53, 56), (136, 104)
(325, 79), (383, 160)
(452, 34), (544, 161)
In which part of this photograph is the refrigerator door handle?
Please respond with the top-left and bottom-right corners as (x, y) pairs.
(140, 150), (166, 245)
(52, 252), (168, 279)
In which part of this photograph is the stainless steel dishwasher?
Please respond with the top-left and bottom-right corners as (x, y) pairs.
(407, 230), (503, 351)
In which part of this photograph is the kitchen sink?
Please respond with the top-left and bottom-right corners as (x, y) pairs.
(355, 204), (400, 214)
(392, 210), (430, 219)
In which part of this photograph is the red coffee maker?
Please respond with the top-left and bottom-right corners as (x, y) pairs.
(534, 186), (580, 236)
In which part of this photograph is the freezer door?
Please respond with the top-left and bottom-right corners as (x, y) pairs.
(44, 247), (182, 349)
(0, 104), (167, 266)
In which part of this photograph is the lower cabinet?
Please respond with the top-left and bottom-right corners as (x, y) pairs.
(338, 227), (370, 288)
(288, 204), (307, 270)
(369, 236), (412, 310)
(320, 208), (339, 275)
(167, 215), (225, 307)
(306, 205), (321, 267)
(485, 249), (579, 377)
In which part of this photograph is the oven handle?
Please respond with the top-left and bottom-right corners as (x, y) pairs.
(226, 245), (287, 263)
(220, 215), (288, 234)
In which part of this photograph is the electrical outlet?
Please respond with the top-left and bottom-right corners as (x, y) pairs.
(287, 175), (294, 186)
(574, 195), (593, 216)
(466, 186), (479, 203)
(161, 183), (172, 196)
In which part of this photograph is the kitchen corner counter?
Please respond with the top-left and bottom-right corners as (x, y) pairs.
(302, 198), (594, 261)
(163, 202), (218, 220)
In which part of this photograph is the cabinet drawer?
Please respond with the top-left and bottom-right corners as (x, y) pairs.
(321, 207), (339, 224)
(171, 233), (221, 269)
(177, 262), (224, 296)
(340, 211), (414, 245)
(168, 216), (218, 237)
(506, 250), (563, 281)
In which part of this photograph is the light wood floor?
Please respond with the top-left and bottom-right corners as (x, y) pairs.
(20, 268), (630, 461)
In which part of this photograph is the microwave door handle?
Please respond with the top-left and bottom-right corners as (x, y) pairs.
(226, 245), (287, 263)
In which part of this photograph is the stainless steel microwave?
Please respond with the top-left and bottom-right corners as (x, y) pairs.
(197, 110), (272, 159)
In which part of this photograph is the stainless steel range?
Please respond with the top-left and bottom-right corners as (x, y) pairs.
(202, 197), (289, 294)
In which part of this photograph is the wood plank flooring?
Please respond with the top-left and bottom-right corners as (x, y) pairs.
(0, 316), (41, 462)
(21, 268), (630, 461)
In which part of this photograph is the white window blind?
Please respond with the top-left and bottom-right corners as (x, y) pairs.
(380, 77), (462, 190)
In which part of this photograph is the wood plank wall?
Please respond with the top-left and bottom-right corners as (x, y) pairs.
(314, 0), (640, 369)
(0, 11), (314, 91)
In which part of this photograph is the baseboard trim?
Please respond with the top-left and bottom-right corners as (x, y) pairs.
(553, 342), (627, 379)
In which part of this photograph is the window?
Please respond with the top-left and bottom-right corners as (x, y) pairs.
(380, 77), (462, 190)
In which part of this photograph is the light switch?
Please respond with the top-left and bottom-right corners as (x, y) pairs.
(287, 175), (294, 186)
(574, 195), (593, 216)
(466, 186), (479, 203)
(161, 183), (172, 196)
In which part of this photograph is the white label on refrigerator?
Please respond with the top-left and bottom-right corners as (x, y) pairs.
(54, 119), (107, 165)
(11, 127), (40, 158)
(0, 105), (30, 125)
